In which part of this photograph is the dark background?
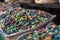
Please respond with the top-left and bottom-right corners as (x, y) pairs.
(0, 0), (60, 25)
(41, 8), (60, 25)
(0, 0), (4, 2)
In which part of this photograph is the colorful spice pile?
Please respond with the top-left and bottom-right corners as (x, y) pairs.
(0, 7), (51, 35)
(0, 2), (52, 35)
(20, 22), (60, 40)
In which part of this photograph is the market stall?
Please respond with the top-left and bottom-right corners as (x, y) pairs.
(0, 0), (60, 40)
